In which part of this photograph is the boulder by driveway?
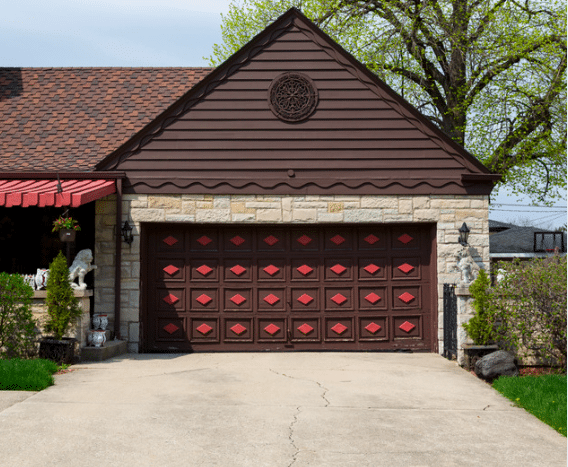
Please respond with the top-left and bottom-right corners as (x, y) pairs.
(0, 352), (565, 466)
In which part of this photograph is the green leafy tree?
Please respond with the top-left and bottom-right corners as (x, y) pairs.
(463, 268), (497, 345)
(44, 251), (82, 341)
(0, 273), (38, 359)
(493, 256), (567, 369)
(208, 0), (567, 203)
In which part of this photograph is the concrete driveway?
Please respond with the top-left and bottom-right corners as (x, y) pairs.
(0, 353), (565, 466)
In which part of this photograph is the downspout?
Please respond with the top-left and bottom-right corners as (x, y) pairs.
(114, 178), (122, 339)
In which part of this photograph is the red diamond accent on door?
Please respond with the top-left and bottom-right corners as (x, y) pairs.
(297, 294), (314, 305)
(196, 294), (212, 306)
(263, 294), (280, 306)
(196, 264), (213, 276)
(230, 235), (246, 246)
(163, 265), (179, 276)
(162, 294), (179, 305)
(163, 236), (178, 246)
(398, 263), (415, 274)
(163, 323), (179, 335)
(398, 292), (415, 303)
(364, 264), (380, 274)
(264, 323), (281, 335)
(297, 235), (312, 246)
(263, 235), (279, 246)
(230, 264), (247, 276)
(330, 264), (347, 275)
(331, 293), (347, 305)
(230, 323), (247, 335)
(398, 233), (414, 244)
(365, 322), (382, 334)
(399, 321), (416, 333)
(364, 292), (381, 304)
(263, 264), (280, 276)
(297, 264), (313, 276)
(330, 234), (345, 245)
(331, 323), (348, 335)
(196, 323), (213, 335)
(230, 294), (247, 306)
(364, 234), (379, 245)
(297, 323), (314, 335)
(196, 235), (212, 246)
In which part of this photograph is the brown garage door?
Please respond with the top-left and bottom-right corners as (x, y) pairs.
(143, 224), (436, 352)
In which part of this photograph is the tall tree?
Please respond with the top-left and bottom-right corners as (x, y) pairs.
(208, 0), (567, 203)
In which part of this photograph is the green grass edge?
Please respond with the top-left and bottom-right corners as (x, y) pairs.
(0, 358), (61, 391)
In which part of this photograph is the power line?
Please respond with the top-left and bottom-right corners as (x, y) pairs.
(489, 208), (566, 213)
(491, 203), (567, 208)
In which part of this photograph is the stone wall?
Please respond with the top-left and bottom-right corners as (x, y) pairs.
(94, 194), (489, 353)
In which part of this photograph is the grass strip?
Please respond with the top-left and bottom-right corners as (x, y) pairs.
(0, 358), (59, 391)
(493, 374), (567, 437)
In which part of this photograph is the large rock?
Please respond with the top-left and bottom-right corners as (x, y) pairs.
(474, 350), (519, 381)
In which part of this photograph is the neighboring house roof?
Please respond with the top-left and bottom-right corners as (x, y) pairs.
(490, 224), (567, 257)
(489, 219), (517, 233)
(0, 67), (212, 171)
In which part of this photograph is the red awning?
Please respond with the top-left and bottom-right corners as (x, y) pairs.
(0, 179), (116, 207)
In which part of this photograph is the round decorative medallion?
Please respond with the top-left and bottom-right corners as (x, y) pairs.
(268, 72), (318, 122)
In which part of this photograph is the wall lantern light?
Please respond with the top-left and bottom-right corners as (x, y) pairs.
(458, 222), (470, 246)
(121, 220), (134, 245)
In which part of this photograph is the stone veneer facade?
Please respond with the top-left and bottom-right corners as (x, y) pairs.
(94, 194), (489, 354)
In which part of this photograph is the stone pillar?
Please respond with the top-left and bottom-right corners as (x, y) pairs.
(455, 285), (474, 366)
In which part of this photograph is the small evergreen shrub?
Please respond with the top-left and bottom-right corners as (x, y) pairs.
(0, 272), (38, 359)
(463, 269), (497, 345)
(44, 251), (81, 341)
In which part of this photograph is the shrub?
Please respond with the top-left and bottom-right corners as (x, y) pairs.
(44, 251), (82, 341)
(494, 256), (567, 369)
(463, 269), (498, 345)
(0, 272), (38, 359)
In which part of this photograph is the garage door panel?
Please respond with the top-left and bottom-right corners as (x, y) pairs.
(324, 258), (353, 280)
(224, 228), (253, 251)
(325, 288), (353, 310)
(291, 288), (320, 311)
(392, 257), (421, 280)
(224, 288), (253, 311)
(190, 289), (219, 311)
(224, 318), (253, 341)
(258, 259), (286, 280)
(191, 318), (219, 341)
(324, 317), (354, 341)
(157, 288), (185, 311)
(291, 317), (321, 342)
(359, 258), (387, 280)
(291, 259), (319, 280)
(257, 288), (286, 311)
(358, 287), (388, 310)
(359, 317), (389, 341)
(158, 259), (185, 281)
(190, 229), (219, 251)
(145, 223), (435, 351)
(224, 259), (252, 281)
(257, 318), (287, 342)
(324, 228), (353, 251)
(393, 315), (422, 339)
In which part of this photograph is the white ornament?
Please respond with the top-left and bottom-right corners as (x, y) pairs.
(69, 249), (97, 290)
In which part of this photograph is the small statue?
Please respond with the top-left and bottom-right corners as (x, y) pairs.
(455, 247), (480, 285)
(35, 268), (49, 290)
(69, 249), (97, 290)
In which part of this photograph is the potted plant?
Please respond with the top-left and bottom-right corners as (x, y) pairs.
(39, 251), (82, 364)
(52, 216), (81, 242)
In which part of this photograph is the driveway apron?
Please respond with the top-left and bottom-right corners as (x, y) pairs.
(0, 353), (565, 466)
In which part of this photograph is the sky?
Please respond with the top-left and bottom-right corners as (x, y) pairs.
(2, 0), (566, 229)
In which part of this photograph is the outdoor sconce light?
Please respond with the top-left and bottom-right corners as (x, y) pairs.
(458, 222), (470, 246)
(121, 220), (134, 245)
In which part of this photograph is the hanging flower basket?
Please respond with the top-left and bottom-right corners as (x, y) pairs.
(52, 216), (80, 242)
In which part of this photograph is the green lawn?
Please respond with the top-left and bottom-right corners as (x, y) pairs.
(0, 358), (60, 391)
(493, 374), (567, 436)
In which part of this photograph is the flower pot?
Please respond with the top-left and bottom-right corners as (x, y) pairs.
(59, 229), (76, 242)
(88, 330), (106, 347)
(39, 337), (77, 364)
(93, 314), (108, 330)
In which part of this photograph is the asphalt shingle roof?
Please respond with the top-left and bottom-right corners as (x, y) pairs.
(0, 67), (212, 172)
